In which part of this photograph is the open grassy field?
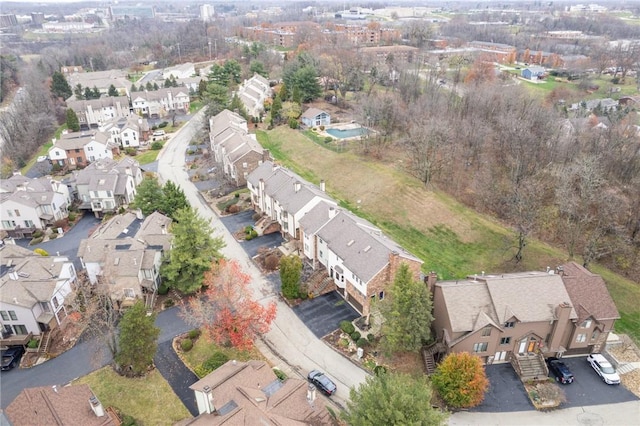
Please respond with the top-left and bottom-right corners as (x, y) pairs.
(256, 126), (640, 343)
(74, 367), (190, 425)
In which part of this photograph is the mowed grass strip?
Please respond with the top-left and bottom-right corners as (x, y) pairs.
(257, 126), (640, 343)
(74, 367), (190, 425)
(180, 334), (266, 370)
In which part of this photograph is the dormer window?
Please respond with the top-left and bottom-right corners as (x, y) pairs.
(504, 321), (515, 328)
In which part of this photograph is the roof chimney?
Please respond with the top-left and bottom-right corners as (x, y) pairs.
(294, 181), (301, 193)
(202, 386), (215, 414)
(89, 395), (105, 417)
(320, 180), (325, 192)
(328, 206), (337, 219)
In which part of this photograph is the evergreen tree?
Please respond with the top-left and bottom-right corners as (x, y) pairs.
(83, 86), (93, 100)
(164, 78), (172, 88)
(130, 83), (138, 92)
(292, 66), (322, 103)
(342, 371), (448, 426)
(108, 84), (118, 97)
(115, 301), (160, 377)
(198, 79), (207, 96)
(153, 82), (159, 90)
(146, 81), (153, 91)
(66, 108), (80, 132)
(130, 176), (164, 216)
(223, 59), (242, 84)
(208, 64), (230, 87)
(51, 71), (72, 100)
(74, 83), (84, 99)
(380, 263), (434, 354)
(279, 83), (289, 101)
(161, 180), (189, 220)
(270, 94), (283, 125)
(229, 94), (248, 120)
(250, 60), (267, 78)
(161, 207), (225, 294)
(279, 255), (302, 299)
(91, 86), (101, 99)
(291, 86), (302, 104)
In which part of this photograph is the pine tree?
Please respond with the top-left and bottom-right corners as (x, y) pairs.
(108, 84), (119, 97)
(161, 180), (188, 220)
(51, 71), (72, 100)
(115, 301), (160, 377)
(130, 176), (164, 216)
(279, 255), (302, 299)
(66, 108), (80, 132)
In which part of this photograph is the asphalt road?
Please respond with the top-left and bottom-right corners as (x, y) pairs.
(0, 307), (192, 409)
(154, 340), (199, 416)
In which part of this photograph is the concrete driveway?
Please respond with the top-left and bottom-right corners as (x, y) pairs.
(473, 356), (638, 413)
(292, 291), (360, 339)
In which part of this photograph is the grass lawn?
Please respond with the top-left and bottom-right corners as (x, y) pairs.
(74, 367), (190, 425)
(257, 125), (640, 343)
(20, 125), (67, 175)
(180, 334), (266, 372)
(134, 149), (161, 165)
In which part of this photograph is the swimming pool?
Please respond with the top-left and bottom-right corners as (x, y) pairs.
(326, 126), (369, 139)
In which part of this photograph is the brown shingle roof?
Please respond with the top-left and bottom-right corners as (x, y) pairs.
(5, 384), (118, 426)
(561, 262), (620, 322)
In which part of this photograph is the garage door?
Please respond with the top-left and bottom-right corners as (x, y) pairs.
(347, 293), (363, 314)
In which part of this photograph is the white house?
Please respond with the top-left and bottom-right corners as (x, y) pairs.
(0, 174), (71, 239)
(0, 245), (76, 345)
(100, 116), (150, 148)
(301, 108), (331, 127)
(130, 88), (190, 118)
(77, 211), (172, 305)
(66, 96), (131, 129)
(72, 157), (143, 216)
(235, 73), (271, 118)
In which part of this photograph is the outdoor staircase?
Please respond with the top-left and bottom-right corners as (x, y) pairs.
(512, 353), (548, 382)
(421, 342), (447, 375)
(39, 331), (52, 355)
(254, 216), (274, 236)
(305, 270), (335, 297)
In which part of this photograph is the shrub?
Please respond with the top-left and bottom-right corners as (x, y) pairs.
(203, 352), (229, 372)
(288, 117), (299, 129)
(32, 230), (44, 238)
(27, 339), (39, 349)
(319, 125), (325, 131)
(158, 284), (169, 295)
(151, 141), (163, 150)
(273, 368), (287, 381)
(227, 204), (240, 213)
(340, 320), (355, 334)
(125, 147), (136, 156)
(324, 136), (333, 143)
(356, 337), (369, 347)
(164, 298), (175, 308)
(367, 333), (375, 342)
(235, 192), (240, 198)
(612, 77), (620, 84)
(30, 237), (43, 245)
(264, 254), (279, 271)
(250, 230), (258, 238)
(351, 331), (361, 341)
(159, 121), (168, 128)
(68, 212), (76, 222)
(121, 414), (138, 426)
(34, 248), (49, 256)
(432, 352), (489, 409)
(188, 329), (201, 339)
(49, 233), (58, 240)
(181, 338), (193, 351)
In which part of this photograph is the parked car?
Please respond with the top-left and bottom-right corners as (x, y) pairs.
(587, 353), (620, 385)
(153, 130), (165, 137)
(37, 155), (48, 162)
(1, 346), (25, 371)
(546, 357), (574, 384)
(308, 370), (337, 396)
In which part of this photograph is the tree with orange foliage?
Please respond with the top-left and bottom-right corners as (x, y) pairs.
(464, 54), (496, 85)
(181, 259), (277, 350)
(431, 352), (488, 409)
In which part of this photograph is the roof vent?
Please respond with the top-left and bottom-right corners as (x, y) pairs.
(347, 240), (355, 247)
(363, 245), (371, 252)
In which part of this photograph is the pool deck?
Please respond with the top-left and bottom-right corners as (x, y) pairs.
(318, 122), (373, 141)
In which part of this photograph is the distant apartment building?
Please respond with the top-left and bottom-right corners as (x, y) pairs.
(200, 4), (215, 22)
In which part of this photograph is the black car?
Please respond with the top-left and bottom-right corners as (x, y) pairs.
(1, 346), (25, 371)
(308, 370), (337, 396)
(546, 357), (574, 384)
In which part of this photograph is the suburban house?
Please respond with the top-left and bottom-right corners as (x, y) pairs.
(209, 109), (270, 187)
(66, 96), (131, 129)
(130, 88), (190, 118)
(72, 157), (143, 216)
(48, 131), (119, 170)
(301, 108), (331, 127)
(5, 384), (119, 426)
(64, 69), (131, 100)
(521, 66), (546, 80)
(428, 264), (619, 378)
(185, 360), (333, 425)
(0, 174), (71, 239)
(0, 244), (76, 346)
(569, 97), (619, 114)
(162, 62), (196, 80)
(247, 161), (422, 315)
(100, 116), (150, 148)
(76, 211), (172, 306)
(235, 73), (272, 119)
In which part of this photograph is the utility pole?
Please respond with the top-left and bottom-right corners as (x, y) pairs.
(177, 43), (181, 63)
(208, 39), (212, 61)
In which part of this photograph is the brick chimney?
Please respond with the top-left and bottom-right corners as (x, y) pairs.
(548, 302), (573, 353)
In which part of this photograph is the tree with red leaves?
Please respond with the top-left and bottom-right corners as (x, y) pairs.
(181, 259), (277, 350)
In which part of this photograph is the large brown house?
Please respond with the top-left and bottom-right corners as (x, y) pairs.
(429, 263), (619, 378)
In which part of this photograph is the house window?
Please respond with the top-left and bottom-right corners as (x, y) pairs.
(88, 146), (93, 151)
(473, 342), (488, 352)
(0, 311), (8, 321)
(482, 326), (492, 337)
(500, 337), (511, 345)
(77, 156), (83, 163)
(14, 209), (21, 217)
(504, 321), (515, 328)
(591, 330), (600, 341)
(6, 210), (12, 217)
(124, 288), (136, 298)
(379, 291), (384, 300)
(52, 298), (59, 309)
(40, 302), (51, 312)
(9, 311), (17, 321)
(24, 220), (34, 228)
(2, 221), (16, 228)
(580, 319), (592, 328)
(319, 250), (323, 257)
(13, 324), (27, 335)
(576, 333), (587, 343)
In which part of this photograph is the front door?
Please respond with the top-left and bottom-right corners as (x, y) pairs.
(518, 338), (527, 354)
(527, 340), (537, 352)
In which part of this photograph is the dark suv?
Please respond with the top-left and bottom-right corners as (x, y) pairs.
(1, 346), (25, 371)
(308, 370), (337, 396)
(546, 357), (574, 384)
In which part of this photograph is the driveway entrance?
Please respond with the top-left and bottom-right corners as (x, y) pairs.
(292, 291), (360, 338)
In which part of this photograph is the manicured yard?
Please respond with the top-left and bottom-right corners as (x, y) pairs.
(74, 367), (190, 425)
(180, 333), (266, 373)
(256, 125), (640, 343)
(134, 149), (161, 165)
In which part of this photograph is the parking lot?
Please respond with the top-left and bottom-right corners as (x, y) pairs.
(292, 291), (360, 338)
(473, 356), (638, 412)
(218, 210), (284, 258)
